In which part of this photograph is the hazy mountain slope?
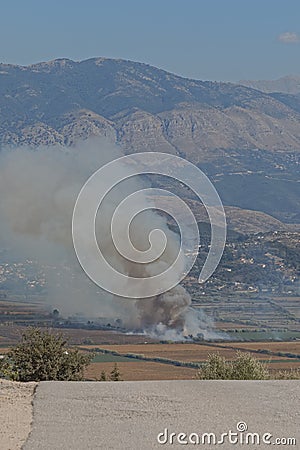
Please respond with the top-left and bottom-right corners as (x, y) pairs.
(269, 92), (300, 114)
(0, 57), (299, 226)
(238, 75), (300, 94)
(1, 58), (300, 152)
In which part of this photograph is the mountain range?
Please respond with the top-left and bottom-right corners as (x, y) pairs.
(239, 75), (300, 94)
(0, 57), (299, 230)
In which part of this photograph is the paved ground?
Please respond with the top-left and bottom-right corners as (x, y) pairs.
(24, 380), (299, 450)
(0, 379), (36, 450)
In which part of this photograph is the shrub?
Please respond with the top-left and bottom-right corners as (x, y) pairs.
(231, 351), (269, 380)
(97, 365), (122, 381)
(99, 370), (107, 381)
(272, 369), (300, 380)
(196, 353), (232, 380)
(0, 327), (92, 382)
(110, 363), (122, 381)
(196, 351), (269, 380)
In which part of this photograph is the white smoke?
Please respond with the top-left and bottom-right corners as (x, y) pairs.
(0, 138), (219, 340)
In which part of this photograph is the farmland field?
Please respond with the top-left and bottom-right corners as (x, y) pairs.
(78, 342), (300, 380)
(80, 343), (237, 362)
(217, 341), (300, 354)
(224, 330), (300, 340)
(81, 342), (300, 362)
(0, 324), (158, 346)
(85, 361), (198, 381)
(1, 298), (300, 381)
(92, 353), (135, 363)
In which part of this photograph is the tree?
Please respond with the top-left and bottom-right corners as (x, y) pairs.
(52, 309), (60, 321)
(110, 363), (121, 381)
(99, 370), (107, 381)
(0, 327), (92, 382)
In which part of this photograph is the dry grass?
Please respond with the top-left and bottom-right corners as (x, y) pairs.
(218, 341), (300, 354)
(81, 342), (300, 380)
(85, 361), (197, 381)
(80, 343), (299, 362)
(51, 329), (157, 345)
(263, 361), (300, 370)
(83, 343), (228, 361)
(0, 325), (157, 346)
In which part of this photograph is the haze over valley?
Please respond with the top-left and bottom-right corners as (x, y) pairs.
(0, 57), (299, 342)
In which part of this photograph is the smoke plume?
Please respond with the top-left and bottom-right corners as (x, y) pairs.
(0, 138), (219, 340)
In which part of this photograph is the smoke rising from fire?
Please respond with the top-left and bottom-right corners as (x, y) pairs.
(0, 139), (220, 339)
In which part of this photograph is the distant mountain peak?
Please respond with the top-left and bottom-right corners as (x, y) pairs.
(238, 75), (300, 94)
(27, 58), (76, 72)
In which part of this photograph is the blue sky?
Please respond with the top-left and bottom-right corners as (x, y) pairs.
(1, 0), (300, 81)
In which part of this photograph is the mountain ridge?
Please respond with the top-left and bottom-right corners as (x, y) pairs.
(239, 75), (300, 95)
(1, 57), (300, 151)
(0, 57), (299, 227)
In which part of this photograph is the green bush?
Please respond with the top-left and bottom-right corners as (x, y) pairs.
(0, 327), (92, 382)
(231, 351), (269, 380)
(196, 353), (232, 380)
(197, 351), (269, 380)
(197, 352), (300, 380)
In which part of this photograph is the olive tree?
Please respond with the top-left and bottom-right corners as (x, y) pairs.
(0, 327), (92, 382)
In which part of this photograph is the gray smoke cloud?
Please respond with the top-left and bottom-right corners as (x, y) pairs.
(0, 138), (220, 340)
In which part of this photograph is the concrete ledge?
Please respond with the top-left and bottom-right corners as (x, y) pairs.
(24, 380), (300, 449)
